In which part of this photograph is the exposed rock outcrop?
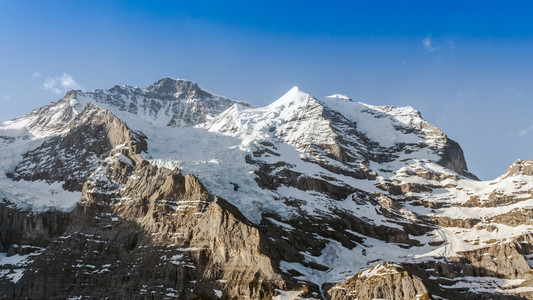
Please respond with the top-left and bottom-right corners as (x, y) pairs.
(503, 159), (533, 178)
(437, 139), (479, 180)
(0, 200), (70, 251)
(326, 262), (430, 300)
(459, 241), (533, 280)
(9, 102), (146, 191)
(147, 77), (213, 100)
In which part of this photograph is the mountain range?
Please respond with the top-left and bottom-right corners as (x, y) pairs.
(1, 77), (533, 299)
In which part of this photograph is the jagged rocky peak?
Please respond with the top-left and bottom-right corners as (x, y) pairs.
(147, 77), (212, 99)
(210, 85), (476, 179)
(341, 101), (476, 179)
(503, 159), (533, 178)
(14, 90), (85, 138)
(63, 89), (80, 99)
(9, 101), (147, 192)
(32, 77), (249, 128)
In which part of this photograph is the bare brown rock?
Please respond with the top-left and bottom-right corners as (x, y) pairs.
(9, 102), (147, 191)
(326, 262), (431, 300)
(459, 242), (533, 280)
(430, 216), (481, 228)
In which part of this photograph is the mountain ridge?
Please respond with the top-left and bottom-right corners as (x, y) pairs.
(1, 77), (533, 299)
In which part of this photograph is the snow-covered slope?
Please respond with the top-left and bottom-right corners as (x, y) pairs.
(0, 78), (241, 210)
(1, 77), (533, 299)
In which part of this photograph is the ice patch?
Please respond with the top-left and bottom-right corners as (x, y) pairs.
(213, 289), (222, 298)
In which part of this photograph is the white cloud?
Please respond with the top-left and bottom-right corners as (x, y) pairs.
(32, 71), (40, 77)
(519, 125), (533, 136)
(59, 73), (81, 89)
(2, 94), (9, 101)
(43, 77), (61, 94)
(422, 35), (438, 52)
(42, 73), (82, 95)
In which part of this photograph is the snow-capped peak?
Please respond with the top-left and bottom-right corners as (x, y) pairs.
(267, 86), (314, 110)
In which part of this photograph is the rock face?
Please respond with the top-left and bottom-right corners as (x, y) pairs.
(438, 138), (479, 180)
(0, 104), (288, 299)
(147, 77), (213, 99)
(0, 200), (70, 251)
(1, 78), (533, 299)
(8, 102), (147, 191)
(326, 263), (430, 300)
(503, 159), (533, 178)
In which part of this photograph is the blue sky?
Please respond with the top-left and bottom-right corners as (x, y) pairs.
(1, 0), (532, 180)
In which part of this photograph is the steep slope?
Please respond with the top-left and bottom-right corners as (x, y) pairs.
(0, 104), (292, 299)
(0, 77), (241, 209)
(8, 102), (147, 191)
(1, 78), (533, 299)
